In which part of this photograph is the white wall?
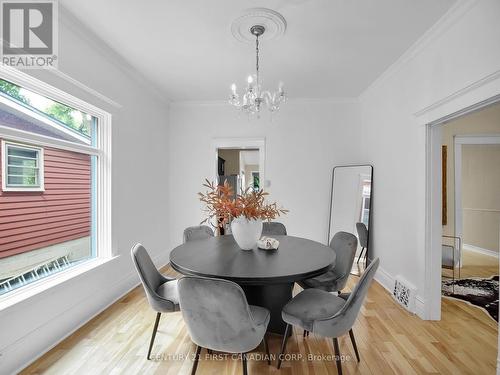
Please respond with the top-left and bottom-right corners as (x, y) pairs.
(167, 99), (361, 250)
(0, 10), (170, 374)
(358, 0), (500, 317)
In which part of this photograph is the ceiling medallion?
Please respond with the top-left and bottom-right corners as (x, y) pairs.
(229, 8), (287, 117)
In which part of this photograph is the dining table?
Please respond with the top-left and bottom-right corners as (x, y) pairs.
(169, 234), (336, 335)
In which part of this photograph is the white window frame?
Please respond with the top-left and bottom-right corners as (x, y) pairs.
(1, 140), (45, 192)
(0, 67), (112, 302)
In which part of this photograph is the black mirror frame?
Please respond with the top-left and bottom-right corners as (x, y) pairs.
(327, 164), (374, 267)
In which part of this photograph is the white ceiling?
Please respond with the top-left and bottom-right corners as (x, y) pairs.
(61, 0), (456, 101)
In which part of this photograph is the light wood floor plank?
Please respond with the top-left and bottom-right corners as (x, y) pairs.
(21, 261), (498, 375)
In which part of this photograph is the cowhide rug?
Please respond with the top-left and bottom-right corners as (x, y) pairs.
(442, 275), (498, 321)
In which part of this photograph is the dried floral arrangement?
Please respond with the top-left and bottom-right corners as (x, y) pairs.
(198, 179), (288, 227)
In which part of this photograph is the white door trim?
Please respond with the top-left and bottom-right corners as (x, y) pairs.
(418, 81), (500, 321)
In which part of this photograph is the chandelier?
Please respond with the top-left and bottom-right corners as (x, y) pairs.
(229, 25), (286, 116)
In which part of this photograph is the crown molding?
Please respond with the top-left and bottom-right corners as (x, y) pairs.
(359, 0), (479, 102)
(169, 97), (359, 107)
(414, 69), (500, 118)
(48, 68), (122, 109)
(58, 5), (171, 106)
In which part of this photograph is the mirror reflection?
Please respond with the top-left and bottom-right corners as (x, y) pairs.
(328, 165), (373, 275)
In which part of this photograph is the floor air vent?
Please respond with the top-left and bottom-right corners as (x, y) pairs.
(393, 276), (416, 313)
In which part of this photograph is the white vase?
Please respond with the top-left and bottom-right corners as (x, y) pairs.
(231, 216), (263, 250)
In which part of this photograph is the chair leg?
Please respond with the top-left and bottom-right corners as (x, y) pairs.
(333, 337), (343, 375)
(349, 329), (360, 362)
(277, 324), (291, 369)
(263, 335), (271, 365)
(242, 353), (248, 375)
(191, 345), (202, 375)
(147, 312), (161, 360)
(357, 248), (365, 264)
(303, 329), (307, 338)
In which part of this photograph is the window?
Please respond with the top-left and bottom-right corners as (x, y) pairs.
(2, 141), (44, 191)
(0, 71), (111, 297)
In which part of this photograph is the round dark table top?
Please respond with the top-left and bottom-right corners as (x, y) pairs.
(169, 235), (336, 285)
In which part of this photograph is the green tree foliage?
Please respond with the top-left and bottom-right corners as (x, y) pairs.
(45, 103), (90, 136)
(0, 79), (30, 104)
(0, 79), (91, 137)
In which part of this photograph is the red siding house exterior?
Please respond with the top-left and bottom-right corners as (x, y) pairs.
(0, 102), (92, 260)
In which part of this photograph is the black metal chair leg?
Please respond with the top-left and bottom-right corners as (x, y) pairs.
(277, 324), (291, 369)
(349, 329), (360, 362)
(333, 337), (343, 375)
(263, 335), (271, 365)
(303, 329), (307, 338)
(357, 248), (365, 264)
(191, 345), (202, 375)
(207, 349), (212, 355)
(242, 353), (248, 375)
(147, 312), (161, 360)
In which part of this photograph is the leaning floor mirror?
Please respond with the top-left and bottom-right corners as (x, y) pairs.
(328, 165), (373, 276)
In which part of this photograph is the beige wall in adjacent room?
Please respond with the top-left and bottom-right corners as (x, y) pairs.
(218, 149), (240, 175)
(441, 102), (500, 238)
(461, 144), (500, 252)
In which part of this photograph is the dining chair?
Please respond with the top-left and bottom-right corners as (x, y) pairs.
(298, 231), (357, 338)
(298, 231), (357, 293)
(355, 223), (368, 264)
(183, 225), (214, 243)
(277, 258), (380, 374)
(131, 243), (179, 360)
(262, 221), (287, 236)
(177, 276), (271, 375)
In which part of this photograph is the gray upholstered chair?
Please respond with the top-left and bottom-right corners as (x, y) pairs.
(277, 258), (380, 374)
(262, 221), (287, 236)
(131, 243), (179, 360)
(356, 222), (368, 264)
(183, 225), (214, 243)
(178, 276), (271, 375)
(298, 231), (358, 293)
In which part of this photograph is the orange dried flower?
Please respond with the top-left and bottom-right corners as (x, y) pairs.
(198, 179), (288, 227)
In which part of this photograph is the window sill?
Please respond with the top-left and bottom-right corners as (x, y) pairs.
(1, 187), (45, 192)
(0, 255), (119, 311)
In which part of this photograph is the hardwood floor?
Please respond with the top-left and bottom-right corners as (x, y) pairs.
(442, 249), (498, 279)
(21, 265), (498, 375)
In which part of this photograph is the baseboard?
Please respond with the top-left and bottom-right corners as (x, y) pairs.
(8, 250), (172, 375)
(463, 243), (499, 258)
(374, 265), (426, 319)
(374, 266), (394, 294)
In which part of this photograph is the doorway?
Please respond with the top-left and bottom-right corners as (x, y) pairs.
(453, 136), (500, 279)
(431, 101), (500, 322)
(212, 138), (266, 233)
